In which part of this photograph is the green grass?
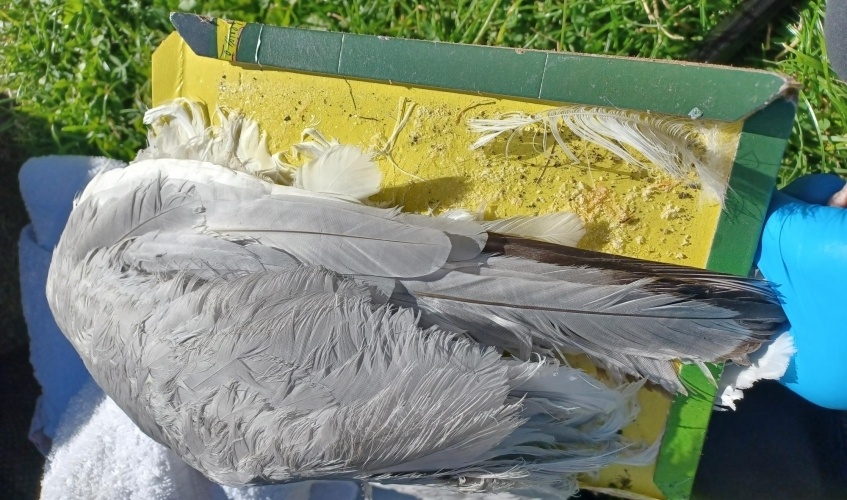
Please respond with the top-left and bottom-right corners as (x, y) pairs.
(764, 1), (847, 183)
(1, 0), (845, 184)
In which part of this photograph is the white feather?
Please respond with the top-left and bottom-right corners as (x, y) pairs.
(469, 114), (542, 151)
(292, 127), (337, 158)
(438, 209), (478, 221)
(136, 98), (293, 184)
(435, 208), (585, 248)
(717, 331), (796, 410)
(480, 212), (586, 247)
(293, 144), (382, 202)
(468, 106), (730, 203)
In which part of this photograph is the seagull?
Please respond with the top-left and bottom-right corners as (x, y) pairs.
(46, 99), (786, 495)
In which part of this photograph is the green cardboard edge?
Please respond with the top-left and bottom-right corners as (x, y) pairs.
(169, 12), (798, 499)
(170, 12), (794, 122)
(708, 97), (797, 275)
(654, 363), (725, 499)
(655, 98), (795, 500)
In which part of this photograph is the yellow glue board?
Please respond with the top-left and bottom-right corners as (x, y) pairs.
(151, 23), (791, 498)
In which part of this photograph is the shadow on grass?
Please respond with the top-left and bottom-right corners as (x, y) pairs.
(0, 93), (55, 499)
(0, 94), (35, 355)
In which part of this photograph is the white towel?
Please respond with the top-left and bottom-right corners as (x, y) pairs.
(41, 381), (367, 500)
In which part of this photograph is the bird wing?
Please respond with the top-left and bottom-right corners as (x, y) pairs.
(55, 248), (644, 487)
(72, 159), (472, 279)
(396, 252), (784, 393)
(143, 267), (648, 484)
(50, 157), (654, 488)
(70, 159), (785, 395)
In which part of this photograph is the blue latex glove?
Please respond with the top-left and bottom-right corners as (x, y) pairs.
(756, 173), (847, 409)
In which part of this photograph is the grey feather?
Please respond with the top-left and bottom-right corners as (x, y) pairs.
(394, 212), (487, 261)
(396, 254), (781, 393)
(66, 175), (204, 260)
(122, 231), (300, 280)
(47, 158), (783, 494)
(201, 196), (452, 278)
(48, 245), (645, 489)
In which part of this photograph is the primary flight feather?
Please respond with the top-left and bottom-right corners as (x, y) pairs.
(46, 99), (786, 495)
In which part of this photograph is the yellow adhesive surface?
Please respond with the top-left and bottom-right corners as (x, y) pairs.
(153, 32), (744, 499)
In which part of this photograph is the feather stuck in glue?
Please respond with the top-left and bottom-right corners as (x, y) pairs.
(468, 106), (732, 204)
(292, 128), (383, 202)
(480, 212), (586, 247)
(136, 98), (294, 184)
(717, 331), (796, 409)
(437, 208), (586, 247)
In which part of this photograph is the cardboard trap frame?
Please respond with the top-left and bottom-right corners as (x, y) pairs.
(152, 13), (797, 499)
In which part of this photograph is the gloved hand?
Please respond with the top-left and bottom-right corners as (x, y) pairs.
(756, 173), (847, 409)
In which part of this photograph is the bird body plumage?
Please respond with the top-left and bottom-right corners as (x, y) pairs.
(46, 101), (786, 494)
